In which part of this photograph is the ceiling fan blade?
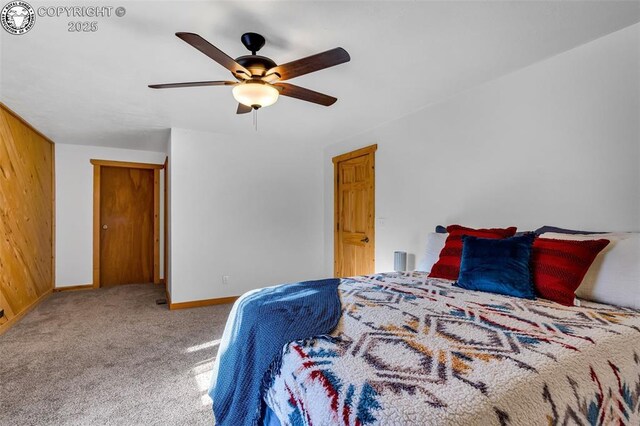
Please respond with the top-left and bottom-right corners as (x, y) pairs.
(267, 47), (350, 81)
(148, 81), (237, 89)
(175, 32), (251, 79)
(237, 103), (252, 114)
(273, 83), (337, 106)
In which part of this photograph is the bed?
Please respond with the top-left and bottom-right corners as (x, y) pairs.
(210, 228), (640, 425)
(262, 272), (640, 425)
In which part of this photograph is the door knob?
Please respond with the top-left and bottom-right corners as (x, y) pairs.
(360, 236), (369, 243)
(102, 224), (108, 230)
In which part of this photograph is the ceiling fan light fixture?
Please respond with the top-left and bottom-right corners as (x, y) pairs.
(232, 81), (279, 109)
(151, 32), (350, 115)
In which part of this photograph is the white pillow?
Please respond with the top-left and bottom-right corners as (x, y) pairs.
(539, 232), (640, 309)
(416, 232), (447, 272)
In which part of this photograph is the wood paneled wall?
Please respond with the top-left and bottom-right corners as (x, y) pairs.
(0, 103), (55, 334)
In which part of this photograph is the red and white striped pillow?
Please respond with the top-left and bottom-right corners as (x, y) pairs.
(530, 238), (609, 306)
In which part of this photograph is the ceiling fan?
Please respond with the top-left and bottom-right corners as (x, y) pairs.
(149, 32), (350, 114)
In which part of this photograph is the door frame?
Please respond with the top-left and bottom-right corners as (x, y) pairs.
(163, 156), (169, 300)
(332, 144), (377, 277)
(91, 159), (164, 288)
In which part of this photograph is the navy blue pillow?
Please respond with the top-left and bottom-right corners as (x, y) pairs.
(534, 225), (606, 236)
(435, 225), (447, 233)
(455, 233), (536, 299)
(438, 224), (529, 236)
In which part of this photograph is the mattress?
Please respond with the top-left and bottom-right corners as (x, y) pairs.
(264, 272), (640, 425)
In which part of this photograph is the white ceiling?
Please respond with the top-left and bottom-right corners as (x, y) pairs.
(1, 1), (639, 151)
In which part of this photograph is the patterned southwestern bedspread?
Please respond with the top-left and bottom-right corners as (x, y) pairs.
(264, 272), (640, 425)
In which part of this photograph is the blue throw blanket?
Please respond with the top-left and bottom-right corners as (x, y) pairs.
(209, 278), (342, 426)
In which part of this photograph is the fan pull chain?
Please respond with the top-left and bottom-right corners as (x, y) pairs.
(252, 109), (258, 131)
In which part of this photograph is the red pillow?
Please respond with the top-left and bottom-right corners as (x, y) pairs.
(429, 225), (517, 280)
(531, 238), (609, 306)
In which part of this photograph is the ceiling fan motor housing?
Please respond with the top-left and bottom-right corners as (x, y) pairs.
(235, 55), (277, 78)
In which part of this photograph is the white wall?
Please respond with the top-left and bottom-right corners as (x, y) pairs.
(324, 23), (640, 274)
(55, 144), (166, 287)
(168, 128), (325, 303)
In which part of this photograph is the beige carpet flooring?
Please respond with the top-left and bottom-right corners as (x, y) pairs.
(0, 284), (233, 425)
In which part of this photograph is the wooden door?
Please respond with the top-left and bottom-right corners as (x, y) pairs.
(333, 145), (377, 277)
(100, 166), (154, 286)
